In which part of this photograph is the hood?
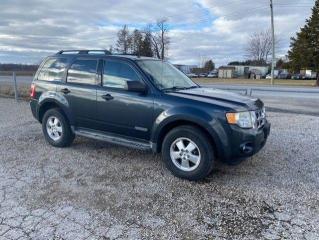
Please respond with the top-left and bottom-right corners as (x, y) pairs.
(166, 87), (263, 110)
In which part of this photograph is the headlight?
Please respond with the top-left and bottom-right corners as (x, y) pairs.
(226, 111), (256, 129)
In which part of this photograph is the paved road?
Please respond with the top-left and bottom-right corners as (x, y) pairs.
(202, 83), (319, 96)
(1, 76), (318, 115)
(202, 83), (319, 116)
(0, 98), (318, 239)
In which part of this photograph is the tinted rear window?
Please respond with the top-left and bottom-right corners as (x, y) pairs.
(67, 59), (97, 85)
(37, 58), (68, 81)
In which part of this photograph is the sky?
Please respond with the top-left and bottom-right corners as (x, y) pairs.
(0, 0), (315, 66)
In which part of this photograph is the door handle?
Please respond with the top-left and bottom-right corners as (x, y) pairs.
(101, 93), (114, 101)
(60, 88), (70, 94)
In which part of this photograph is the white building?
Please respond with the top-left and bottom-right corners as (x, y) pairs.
(218, 66), (236, 78)
(218, 65), (269, 79)
(232, 65), (269, 78)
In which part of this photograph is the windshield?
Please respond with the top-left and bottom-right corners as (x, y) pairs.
(137, 60), (197, 90)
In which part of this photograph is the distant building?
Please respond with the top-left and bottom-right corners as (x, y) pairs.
(174, 64), (197, 74)
(218, 66), (236, 78)
(300, 69), (317, 79)
(218, 65), (269, 79)
(233, 65), (269, 78)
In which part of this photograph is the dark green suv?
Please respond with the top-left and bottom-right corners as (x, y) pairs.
(30, 50), (270, 181)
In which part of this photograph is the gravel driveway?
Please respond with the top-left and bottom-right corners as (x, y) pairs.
(0, 98), (318, 239)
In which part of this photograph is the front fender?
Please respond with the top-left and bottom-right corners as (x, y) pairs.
(151, 106), (230, 159)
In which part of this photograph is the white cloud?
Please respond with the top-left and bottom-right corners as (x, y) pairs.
(0, 0), (314, 65)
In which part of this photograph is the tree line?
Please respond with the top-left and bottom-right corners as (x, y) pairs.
(243, 0), (319, 85)
(191, 60), (215, 74)
(111, 19), (170, 59)
(0, 63), (38, 72)
(288, 0), (319, 85)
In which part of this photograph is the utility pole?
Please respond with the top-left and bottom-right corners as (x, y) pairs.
(270, 0), (276, 85)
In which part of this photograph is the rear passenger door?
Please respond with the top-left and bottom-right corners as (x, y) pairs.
(56, 58), (98, 129)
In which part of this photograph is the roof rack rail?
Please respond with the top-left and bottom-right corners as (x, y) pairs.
(112, 53), (141, 57)
(56, 50), (112, 55)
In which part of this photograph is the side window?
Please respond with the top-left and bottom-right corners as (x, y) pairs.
(67, 59), (97, 85)
(37, 58), (68, 81)
(103, 60), (140, 89)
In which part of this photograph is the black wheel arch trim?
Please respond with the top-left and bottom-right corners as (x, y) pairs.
(151, 106), (230, 160)
(37, 95), (75, 125)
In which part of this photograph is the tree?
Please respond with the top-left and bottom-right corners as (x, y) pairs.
(144, 25), (161, 59)
(276, 59), (284, 69)
(157, 19), (170, 60)
(108, 45), (113, 54)
(113, 20), (170, 59)
(288, 0), (319, 86)
(245, 29), (275, 63)
(147, 19), (170, 59)
(116, 25), (131, 54)
(140, 32), (154, 57)
(203, 60), (215, 72)
(228, 60), (270, 66)
(130, 29), (143, 55)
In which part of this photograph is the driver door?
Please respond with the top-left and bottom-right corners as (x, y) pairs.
(96, 59), (154, 140)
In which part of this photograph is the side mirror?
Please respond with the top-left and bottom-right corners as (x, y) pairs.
(127, 81), (147, 93)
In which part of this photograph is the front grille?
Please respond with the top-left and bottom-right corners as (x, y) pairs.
(255, 108), (266, 129)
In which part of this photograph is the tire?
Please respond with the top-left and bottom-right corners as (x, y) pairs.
(162, 125), (215, 181)
(42, 108), (75, 148)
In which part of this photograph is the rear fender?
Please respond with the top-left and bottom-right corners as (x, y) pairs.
(38, 92), (75, 125)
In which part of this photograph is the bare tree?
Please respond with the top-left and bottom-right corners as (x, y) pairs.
(113, 20), (170, 59)
(157, 19), (170, 59)
(245, 29), (277, 63)
(146, 19), (170, 60)
(108, 45), (113, 54)
(116, 25), (131, 54)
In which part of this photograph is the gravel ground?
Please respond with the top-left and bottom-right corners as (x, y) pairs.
(0, 98), (318, 240)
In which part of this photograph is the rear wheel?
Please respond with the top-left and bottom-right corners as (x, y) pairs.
(42, 108), (74, 147)
(162, 125), (215, 181)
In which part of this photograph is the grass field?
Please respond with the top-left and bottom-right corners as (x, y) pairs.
(0, 71), (35, 76)
(193, 78), (317, 87)
(0, 83), (30, 99)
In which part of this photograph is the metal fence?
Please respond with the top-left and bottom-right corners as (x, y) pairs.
(0, 73), (33, 100)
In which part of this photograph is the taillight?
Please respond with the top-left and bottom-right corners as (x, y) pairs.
(30, 84), (36, 98)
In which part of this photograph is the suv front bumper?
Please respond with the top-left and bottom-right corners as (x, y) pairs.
(223, 121), (271, 163)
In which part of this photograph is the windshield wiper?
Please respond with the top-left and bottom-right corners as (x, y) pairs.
(162, 85), (200, 92)
(184, 85), (200, 89)
(161, 86), (187, 92)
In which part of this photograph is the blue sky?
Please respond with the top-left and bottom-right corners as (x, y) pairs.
(0, 0), (315, 66)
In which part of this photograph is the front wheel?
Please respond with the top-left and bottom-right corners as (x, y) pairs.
(162, 125), (215, 181)
(42, 108), (75, 147)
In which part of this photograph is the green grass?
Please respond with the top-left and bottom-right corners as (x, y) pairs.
(0, 83), (30, 100)
(0, 71), (35, 76)
(193, 78), (317, 87)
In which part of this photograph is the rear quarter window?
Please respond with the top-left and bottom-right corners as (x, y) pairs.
(37, 58), (68, 81)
